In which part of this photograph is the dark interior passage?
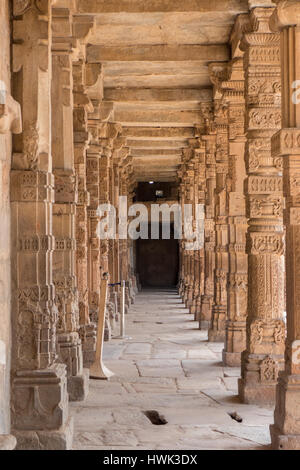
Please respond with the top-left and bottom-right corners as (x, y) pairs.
(136, 224), (179, 288)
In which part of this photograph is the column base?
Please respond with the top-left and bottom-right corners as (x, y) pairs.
(222, 350), (242, 367)
(270, 424), (300, 450)
(238, 377), (276, 406)
(270, 371), (300, 449)
(200, 295), (213, 327)
(199, 320), (210, 330)
(14, 417), (74, 450)
(83, 350), (95, 368)
(208, 305), (226, 342)
(0, 435), (17, 450)
(208, 329), (225, 342)
(68, 368), (89, 402)
(190, 298), (201, 321)
(193, 311), (201, 322)
(12, 364), (69, 431)
(189, 302), (197, 316)
(81, 323), (97, 368)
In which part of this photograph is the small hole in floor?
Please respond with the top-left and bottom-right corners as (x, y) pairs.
(228, 412), (243, 423)
(144, 410), (168, 425)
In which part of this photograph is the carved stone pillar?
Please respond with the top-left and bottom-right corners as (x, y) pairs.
(209, 93), (230, 342)
(200, 133), (217, 329)
(0, 1), (21, 450)
(190, 140), (206, 320)
(178, 181), (186, 298)
(270, 0), (300, 449)
(223, 53), (248, 366)
(100, 143), (113, 340)
(183, 158), (195, 308)
(99, 124), (123, 338)
(87, 105), (102, 327)
(179, 166), (189, 302)
(51, 7), (88, 402)
(238, 7), (285, 405)
(73, 58), (96, 368)
(128, 180), (138, 303)
(119, 160), (130, 281)
(11, 0), (72, 449)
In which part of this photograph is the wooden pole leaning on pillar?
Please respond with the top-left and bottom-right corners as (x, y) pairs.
(90, 274), (114, 380)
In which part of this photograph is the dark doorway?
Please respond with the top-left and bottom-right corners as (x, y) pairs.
(136, 223), (179, 288)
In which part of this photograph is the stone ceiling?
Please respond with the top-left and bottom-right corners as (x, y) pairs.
(76, 0), (250, 182)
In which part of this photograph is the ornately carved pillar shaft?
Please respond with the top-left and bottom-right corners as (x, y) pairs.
(178, 181), (186, 297)
(270, 1), (300, 449)
(51, 7), (88, 401)
(239, 7), (285, 405)
(190, 141), (206, 320)
(223, 54), (248, 366)
(209, 98), (230, 342)
(200, 133), (217, 329)
(183, 158), (195, 308)
(87, 104), (102, 326)
(179, 166), (188, 301)
(11, 0), (71, 449)
(73, 58), (96, 367)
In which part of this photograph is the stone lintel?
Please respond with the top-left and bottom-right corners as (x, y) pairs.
(77, 0), (248, 14)
(87, 44), (229, 63)
(114, 109), (203, 126)
(123, 127), (195, 139)
(104, 87), (212, 103)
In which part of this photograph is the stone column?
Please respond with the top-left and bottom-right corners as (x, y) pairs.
(238, 6), (285, 405)
(208, 89), (230, 342)
(11, 0), (72, 449)
(200, 133), (217, 329)
(270, 0), (300, 449)
(126, 167), (138, 304)
(183, 157), (196, 308)
(73, 58), (96, 367)
(86, 106), (102, 327)
(179, 164), (189, 302)
(223, 54), (248, 366)
(99, 123), (123, 338)
(178, 180), (186, 298)
(190, 139), (206, 320)
(119, 156), (131, 311)
(0, 0), (21, 450)
(51, 6), (88, 401)
(189, 157), (200, 318)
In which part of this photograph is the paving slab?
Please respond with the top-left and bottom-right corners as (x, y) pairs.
(71, 289), (274, 451)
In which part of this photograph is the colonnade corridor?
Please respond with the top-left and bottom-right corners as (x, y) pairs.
(3, 0), (300, 453)
(71, 289), (272, 451)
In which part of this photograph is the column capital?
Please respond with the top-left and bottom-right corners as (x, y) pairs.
(208, 62), (230, 99)
(13, 0), (54, 16)
(270, 0), (300, 31)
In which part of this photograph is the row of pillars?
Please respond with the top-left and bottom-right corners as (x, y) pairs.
(178, 2), (300, 450)
(7, 1), (137, 449)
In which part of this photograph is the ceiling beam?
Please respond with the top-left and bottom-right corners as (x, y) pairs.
(122, 127), (195, 139)
(87, 44), (229, 63)
(77, 0), (248, 14)
(131, 149), (182, 157)
(127, 140), (188, 149)
(115, 109), (203, 126)
(104, 87), (212, 103)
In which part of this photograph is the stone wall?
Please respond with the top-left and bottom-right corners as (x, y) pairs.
(0, 0), (12, 436)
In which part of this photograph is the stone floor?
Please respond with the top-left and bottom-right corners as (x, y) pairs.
(71, 289), (273, 450)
